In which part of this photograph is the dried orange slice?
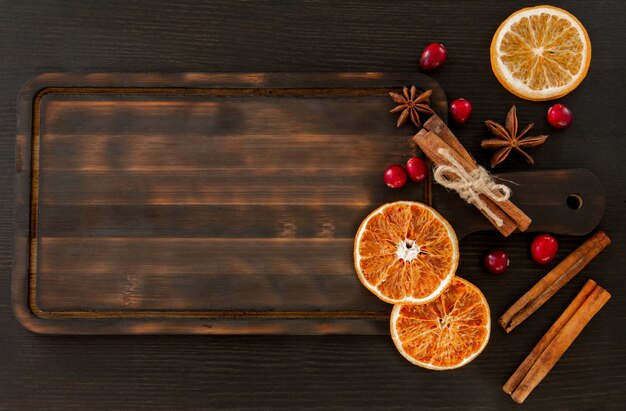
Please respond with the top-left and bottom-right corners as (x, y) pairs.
(490, 5), (591, 101)
(390, 276), (490, 370)
(354, 201), (458, 304)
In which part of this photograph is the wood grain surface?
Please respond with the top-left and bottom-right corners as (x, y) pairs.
(15, 73), (447, 334)
(14, 75), (604, 334)
(1, 0), (625, 409)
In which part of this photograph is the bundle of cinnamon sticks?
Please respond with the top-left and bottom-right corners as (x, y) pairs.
(414, 115), (531, 236)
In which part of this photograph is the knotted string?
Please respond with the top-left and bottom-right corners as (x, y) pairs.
(433, 148), (511, 227)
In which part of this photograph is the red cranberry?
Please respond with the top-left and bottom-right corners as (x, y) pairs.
(483, 250), (509, 275)
(405, 157), (428, 182)
(384, 165), (407, 188)
(449, 98), (472, 125)
(531, 234), (558, 264)
(420, 43), (447, 71)
(547, 104), (573, 129)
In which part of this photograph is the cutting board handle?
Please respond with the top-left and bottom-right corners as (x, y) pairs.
(447, 169), (605, 238)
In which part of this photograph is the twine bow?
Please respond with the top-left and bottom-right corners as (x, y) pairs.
(433, 148), (511, 227)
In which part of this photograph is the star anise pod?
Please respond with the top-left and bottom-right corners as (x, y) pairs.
(389, 86), (435, 128)
(481, 105), (548, 168)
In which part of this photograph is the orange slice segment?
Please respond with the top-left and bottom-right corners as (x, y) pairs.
(390, 276), (490, 370)
(354, 201), (459, 304)
(490, 5), (591, 101)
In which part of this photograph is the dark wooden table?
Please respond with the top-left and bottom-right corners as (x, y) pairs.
(1, 1), (625, 409)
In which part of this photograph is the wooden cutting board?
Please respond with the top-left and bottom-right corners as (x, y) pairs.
(13, 73), (604, 334)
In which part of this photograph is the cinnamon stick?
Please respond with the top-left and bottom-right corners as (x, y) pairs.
(423, 114), (474, 164)
(414, 129), (531, 235)
(503, 279), (598, 395)
(509, 282), (611, 403)
(499, 231), (611, 333)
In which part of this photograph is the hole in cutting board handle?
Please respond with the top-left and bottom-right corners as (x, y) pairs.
(567, 193), (584, 210)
